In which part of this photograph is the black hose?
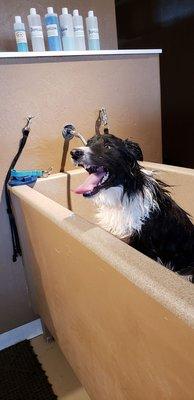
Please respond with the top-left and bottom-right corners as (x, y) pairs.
(4, 124), (31, 262)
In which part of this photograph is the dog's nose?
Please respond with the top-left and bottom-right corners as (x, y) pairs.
(70, 149), (84, 160)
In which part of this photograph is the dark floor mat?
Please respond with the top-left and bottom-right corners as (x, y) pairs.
(0, 339), (57, 400)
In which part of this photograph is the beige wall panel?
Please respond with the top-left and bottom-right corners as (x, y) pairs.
(0, 0), (117, 51)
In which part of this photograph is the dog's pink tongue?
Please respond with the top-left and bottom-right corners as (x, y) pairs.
(74, 172), (104, 194)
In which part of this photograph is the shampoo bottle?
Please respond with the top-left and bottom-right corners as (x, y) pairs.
(45, 7), (62, 51)
(14, 16), (28, 52)
(86, 10), (100, 50)
(73, 9), (86, 51)
(59, 7), (74, 51)
(27, 8), (45, 51)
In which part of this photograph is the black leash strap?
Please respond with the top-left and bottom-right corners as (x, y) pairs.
(4, 118), (33, 262)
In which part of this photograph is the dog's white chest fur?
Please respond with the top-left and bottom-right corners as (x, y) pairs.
(93, 185), (159, 239)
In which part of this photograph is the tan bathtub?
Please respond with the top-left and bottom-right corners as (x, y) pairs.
(10, 162), (194, 400)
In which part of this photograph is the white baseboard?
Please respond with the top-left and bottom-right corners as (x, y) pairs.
(0, 319), (43, 351)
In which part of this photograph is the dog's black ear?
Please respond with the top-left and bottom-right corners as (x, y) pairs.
(124, 139), (143, 161)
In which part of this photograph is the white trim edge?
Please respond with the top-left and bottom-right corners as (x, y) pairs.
(0, 319), (43, 350)
(0, 49), (162, 59)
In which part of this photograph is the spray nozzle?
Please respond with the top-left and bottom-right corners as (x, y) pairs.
(22, 115), (36, 135)
(99, 107), (108, 126)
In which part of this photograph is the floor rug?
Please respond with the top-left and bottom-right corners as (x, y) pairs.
(0, 339), (57, 399)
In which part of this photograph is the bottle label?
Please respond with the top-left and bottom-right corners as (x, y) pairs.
(30, 26), (44, 38)
(74, 25), (84, 37)
(46, 24), (58, 37)
(61, 27), (72, 38)
(88, 28), (99, 40)
(15, 30), (27, 44)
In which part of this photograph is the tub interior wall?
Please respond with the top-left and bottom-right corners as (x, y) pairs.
(33, 162), (194, 223)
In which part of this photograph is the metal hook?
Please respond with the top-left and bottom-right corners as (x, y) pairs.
(43, 166), (53, 177)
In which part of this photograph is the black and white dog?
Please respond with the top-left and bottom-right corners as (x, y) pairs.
(71, 132), (194, 282)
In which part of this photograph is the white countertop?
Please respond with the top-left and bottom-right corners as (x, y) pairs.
(0, 49), (162, 59)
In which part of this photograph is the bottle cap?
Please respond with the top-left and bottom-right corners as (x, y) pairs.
(30, 8), (36, 15)
(73, 9), (79, 16)
(62, 7), (68, 15)
(47, 7), (54, 14)
(88, 10), (94, 17)
(15, 16), (22, 23)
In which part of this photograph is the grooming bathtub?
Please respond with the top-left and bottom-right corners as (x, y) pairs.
(10, 162), (194, 400)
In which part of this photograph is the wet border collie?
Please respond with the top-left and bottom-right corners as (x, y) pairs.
(71, 132), (194, 283)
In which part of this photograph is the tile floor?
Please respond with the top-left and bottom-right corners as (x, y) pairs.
(31, 335), (91, 400)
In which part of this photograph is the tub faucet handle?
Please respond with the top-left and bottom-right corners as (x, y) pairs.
(95, 107), (109, 135)
(24, 115), (36, 130)
(99, 107), (108, 126)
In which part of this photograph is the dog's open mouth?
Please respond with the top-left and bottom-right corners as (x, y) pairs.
(74, 165), (109, 197)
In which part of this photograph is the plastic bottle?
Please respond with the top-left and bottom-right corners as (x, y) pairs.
(27, 8), (45, 51)
(73, 9), (86, 51)
(86, 10), (100, 50)
(14, 16), (28, 52)
(59, 7), (75, 51)
(45, 7), (62, 51)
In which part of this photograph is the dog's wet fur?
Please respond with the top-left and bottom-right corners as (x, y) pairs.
(71, 132), (194, 282)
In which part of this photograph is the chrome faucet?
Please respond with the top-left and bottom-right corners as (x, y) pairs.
(62, 107), (109, 145)
(62, 124), (87, 145)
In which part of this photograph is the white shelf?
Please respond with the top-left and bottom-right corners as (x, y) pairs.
(0, 49), (162, 59)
